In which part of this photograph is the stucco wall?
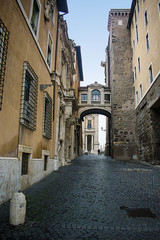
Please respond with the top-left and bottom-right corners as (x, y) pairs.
(0, 158), (20, 205)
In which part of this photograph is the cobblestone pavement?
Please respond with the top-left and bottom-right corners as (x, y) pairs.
(1, 155), (160, 239)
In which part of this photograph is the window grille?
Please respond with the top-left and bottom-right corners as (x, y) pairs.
(21, 152), (29, 175)
(91, 90), (101, 102)
(43, 92), (52, 139)
(0, 19), (9, 110)
(20, 62), (38, 130)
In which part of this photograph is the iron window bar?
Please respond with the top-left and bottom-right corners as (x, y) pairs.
(0, 19), (10, 110)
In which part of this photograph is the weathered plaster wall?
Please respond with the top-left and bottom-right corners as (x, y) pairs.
(0, 158), (20, 205)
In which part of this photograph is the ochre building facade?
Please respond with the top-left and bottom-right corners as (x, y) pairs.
(0, 0), (83, 205)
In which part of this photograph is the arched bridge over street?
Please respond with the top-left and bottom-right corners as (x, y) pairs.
(78, 81), (111, 121)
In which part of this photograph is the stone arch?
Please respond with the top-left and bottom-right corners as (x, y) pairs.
(78, 107), (111, 122)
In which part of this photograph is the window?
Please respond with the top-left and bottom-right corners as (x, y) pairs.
(81, 94), (87, 102)
(138, 57), (140, 72)
(135, 10), (137, 24)
(47, 34), (53, 67)
(0, 19), (9, 110)
(134, 66), (137, 80)
(143, 0), (145, 4)
(51, 5), (55, 25)
(43, 92), (52, 139)
(146, 33), (150, 51)
(105, 94), (110, 102)
(44, 155), (48, 171)
(137, 1), (139, 14)
(91, 90), (101, 102)
(158, 2), (160, 15)
(133, 40), (135, 49)
(20, 62), (38, 130)
(149, 65), (153, 84)
(88, 120), (92, 129)
(144, 11), (148, 26)
(136, 90), (139, 105)
(30, 0), (41, 36)
(21, 153), (29, 175)
(140, 84), (143, 99)
(136, 25), (139, 42)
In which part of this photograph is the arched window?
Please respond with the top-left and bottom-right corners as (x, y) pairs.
(91, 90), (101, 102)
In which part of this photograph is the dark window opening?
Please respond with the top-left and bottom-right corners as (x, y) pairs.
(105, 94), (110, 102)
(44, 155), (48, 171)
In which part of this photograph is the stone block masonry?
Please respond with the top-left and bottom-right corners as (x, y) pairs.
(108, 10), (137, 160)
(136, 75), (160, 164)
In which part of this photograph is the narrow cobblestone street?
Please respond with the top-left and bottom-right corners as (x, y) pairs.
(1, 155), (160, 239)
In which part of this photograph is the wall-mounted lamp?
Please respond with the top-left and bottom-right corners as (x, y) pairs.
(40, 71), (56, 91)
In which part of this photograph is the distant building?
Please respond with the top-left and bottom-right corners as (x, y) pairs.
(82, 114), (99, 154)
(128, 0), (160, 163)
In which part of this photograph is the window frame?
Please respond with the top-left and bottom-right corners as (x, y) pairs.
(137, 0), (139, 14)
(144, 10), (148, 27)
(139, 84), (143, 99)
(138, 57), (141, 72)
(81, 93), (87, 102)
(134, 66), (137, 81)
(91, 89), (101, 103)
(29, 0), (41, 38)
(146, 33), (150, 52)
(148, 64), (153, 84)
(136, 24), (139, 42)
(87, 120), (92, 129)
(46, 32), (53, 68)
(136, 90), (139, 105)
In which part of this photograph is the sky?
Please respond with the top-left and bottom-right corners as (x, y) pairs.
(64, 0), (132, 146)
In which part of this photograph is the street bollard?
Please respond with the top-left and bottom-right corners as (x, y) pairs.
(10, 192), (26, 226)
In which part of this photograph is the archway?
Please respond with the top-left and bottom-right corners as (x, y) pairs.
(78, 108), (111, 156)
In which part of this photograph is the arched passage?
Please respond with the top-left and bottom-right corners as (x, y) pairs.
(78, 108), (111, 156)
(79, 108), (111, 122)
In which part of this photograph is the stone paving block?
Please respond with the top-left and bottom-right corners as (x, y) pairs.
(1, 155), (160, 239)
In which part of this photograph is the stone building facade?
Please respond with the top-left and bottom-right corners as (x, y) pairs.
(0, 0), (83, 205)
(128, 0), (160, 164)
(106, 9), (137, 161)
